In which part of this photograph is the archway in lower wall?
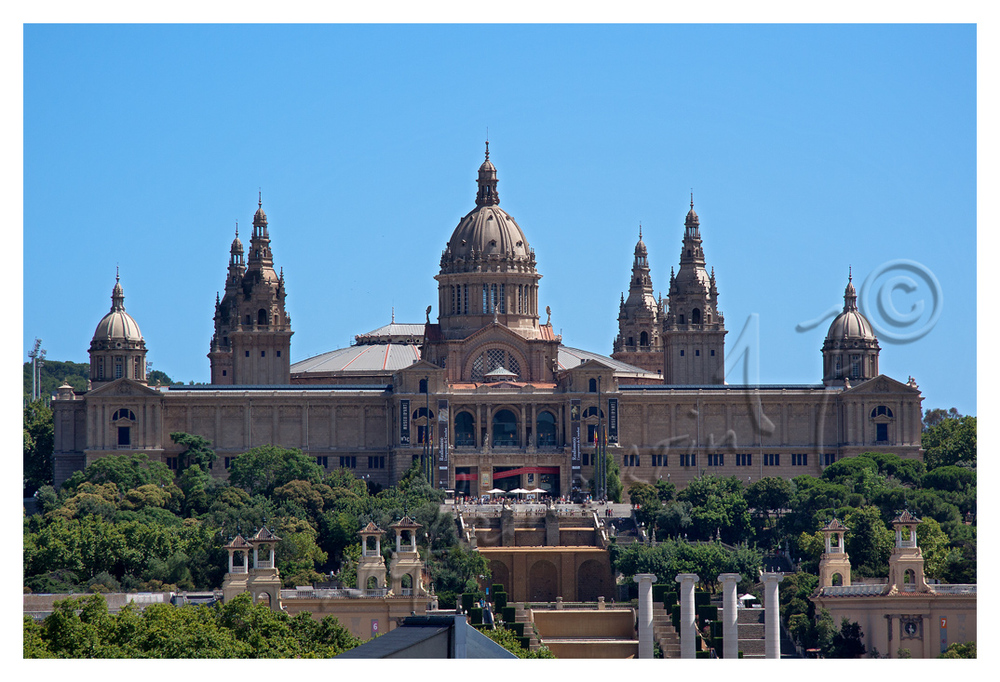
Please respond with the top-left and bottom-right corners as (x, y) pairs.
(528, 559), (558, 602)
(577, 559), (610, 602)
(489, 560), (510, 596)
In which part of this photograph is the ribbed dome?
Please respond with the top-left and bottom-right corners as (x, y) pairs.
(92, 276), (143, 345)
(446, 205), (531, 262)
(826, 308), (876, 341)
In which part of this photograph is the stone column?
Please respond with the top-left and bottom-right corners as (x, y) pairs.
(762, 572), (784, 659)
(719, 572), (741, 659)
(634, 573), (656, 659)
(675, 573), (699, 659)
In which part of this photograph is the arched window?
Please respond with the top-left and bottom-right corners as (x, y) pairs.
(492, 409), (519, 447)
(366, 575), (379, 590)
(418, 378), (428, 394)
(588, 378), (598, 393)
(870, 405), (894, 443)
(114, 357), (123, 379)
(832, 573), (843, 586)
(455, 411), (475, 446)
(903, 569), (915, 584)
(536, 410), (557, 447)
(112, 408), (136, 447)
(257, 308), (268, 326)
(639, 331), (649, 347)
(401, 573), (414, 595)
(692, 308), (701, 324)
(870, 406), (894, 419)
(112, 409), (136, 421)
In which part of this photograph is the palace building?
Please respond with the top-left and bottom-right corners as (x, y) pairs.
(52, 145), (924, 497)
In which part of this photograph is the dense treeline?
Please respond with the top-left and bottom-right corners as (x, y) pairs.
(24, 592), (361, 658)
(22, 359), (175, 403)
(24, 438), (486, 607)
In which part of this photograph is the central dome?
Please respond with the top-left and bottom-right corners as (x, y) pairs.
(91, 276), (144, 348)
(440, 144), (535, 273)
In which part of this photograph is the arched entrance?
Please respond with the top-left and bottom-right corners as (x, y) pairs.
(577, 559), (610, 602)
(489, 560), (510, 595)
(528, 559), (558, 602)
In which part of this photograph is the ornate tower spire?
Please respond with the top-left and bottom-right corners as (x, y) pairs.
(475, 141), (499, 207)
(663, 197), (726, 384)
(612, 222), (662, 373)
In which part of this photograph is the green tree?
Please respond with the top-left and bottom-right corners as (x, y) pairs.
(146, 369), (174, 386)
(923, 407), (961, 430)
(177, 464), (213, 516)
(169, 432), (217, 471)
(827, 618), (866, 658)
(24, 399), (54, 495)
(63, 453), (174, 493)
(677, 475), (751, 543)
(922, 416), (976, 469)
(606, 456), (623, 503)
(227, 445), (324, 497)
(628, 482), (661, 526)
(939, 641), (976, 658)
(842, 506), (893, 578)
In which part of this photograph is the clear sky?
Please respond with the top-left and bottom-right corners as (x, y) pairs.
(23, 23), (977, 415)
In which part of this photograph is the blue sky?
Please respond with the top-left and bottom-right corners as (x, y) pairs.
(23, 24), (977, 415)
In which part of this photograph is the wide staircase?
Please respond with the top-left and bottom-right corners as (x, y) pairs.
(531, 607), (639, 658)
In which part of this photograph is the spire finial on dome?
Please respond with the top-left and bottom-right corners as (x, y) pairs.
(849, 265), (852, 282)
(690, 191), (694, 210)
(258, 189), (262, 209)
(485, 135), (489, 161)
(638, 222), (642, 240)
(392, 306), (395, 323)
(235, 220), (239, 239)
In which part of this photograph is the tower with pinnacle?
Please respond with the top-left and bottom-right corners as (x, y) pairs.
(611, 225), (663, 374)
(209, 195), (293, 385)
(662, 197), (726, 384)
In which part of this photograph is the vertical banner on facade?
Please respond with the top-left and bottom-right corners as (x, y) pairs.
(571, 399), (581, 487)
(437, 399), (449, 489)
(607, 397), (619, 444)
(400, 399), (410, 445)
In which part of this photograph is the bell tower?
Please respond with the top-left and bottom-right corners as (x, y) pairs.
(612, 225), (663, 374)
(662, 197), (726, 384)
(209, 195), (293, 384)
(818, 518), (853, 588)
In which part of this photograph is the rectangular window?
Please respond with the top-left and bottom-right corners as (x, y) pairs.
(680, 454), (696, 467)
(261, 351), (266, 357)
(114, 358), (123, 379)
(735, 453), (752, 466)
(463, 285), (468, 314)
(651, 454), (666, 467)
(316, 456), (329, 468)
(623, 454), (639, 466)
(792, 453), (808, 466)
(764, 453), (780, 466)
(225, 456), (234, 469)
(276, 350), (281, 358)
(340, 456), (357, 469)
(824, 453), (837, 466)
(710, 349), (715, 356)
(851, 355), (860, 378)
(245, 350), (250, 357)
(680, 350), (685, 357)
(582, 452), (590, 466)
(368, 456), (386, 469)
(876, 423), (888, 441)
(98, 357), (104, 379)
(166, 457), (178, 470)
(695, 349), (700, 356)
(117, 426), (130, 446)
(708, 454), (724, 466)
(222, 370), (227, 376)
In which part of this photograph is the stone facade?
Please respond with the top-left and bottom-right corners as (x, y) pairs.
(52, 146), (924, 496)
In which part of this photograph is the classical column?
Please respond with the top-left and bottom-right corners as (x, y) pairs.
(675, 573), (699, 659)
(762, 572), (784, 659)
(634, 573), (656, 659)
(719, 573), (741, 659)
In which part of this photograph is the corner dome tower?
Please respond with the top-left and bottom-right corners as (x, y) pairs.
(822, 270), (880, 386)
(434, 142), (542, 341)
(89, 271), (147, 386)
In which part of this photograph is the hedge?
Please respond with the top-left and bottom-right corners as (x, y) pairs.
(469, 606), (483, 625)
(502, 605), (517, 623)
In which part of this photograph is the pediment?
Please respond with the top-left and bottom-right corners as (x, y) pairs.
(842, 374), (918, 396)
(86, 378), (162, 398)
(461, 322), (531, 351)
(567, 358), (615, 373)
(397, 358), (446, 375)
